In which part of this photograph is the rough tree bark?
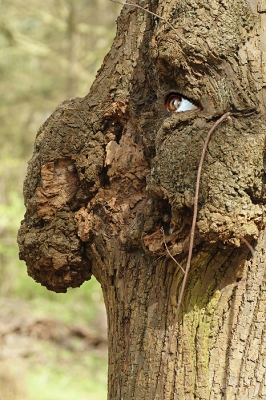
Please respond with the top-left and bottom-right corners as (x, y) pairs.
(18, 0), (266, 399)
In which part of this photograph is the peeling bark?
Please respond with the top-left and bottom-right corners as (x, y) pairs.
(18, 0), (266, 398)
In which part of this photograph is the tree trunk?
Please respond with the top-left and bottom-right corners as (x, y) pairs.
(18, 0), (266, 399)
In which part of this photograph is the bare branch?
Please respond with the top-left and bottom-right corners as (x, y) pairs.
(240, 235), (255, 257)
(161, 227), (185, 274)
(110, 0), (194, 48)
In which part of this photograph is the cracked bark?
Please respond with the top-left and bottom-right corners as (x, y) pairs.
(18, 0), (266, 399)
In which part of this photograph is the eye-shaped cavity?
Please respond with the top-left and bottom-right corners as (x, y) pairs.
(165, 93), (198, 112)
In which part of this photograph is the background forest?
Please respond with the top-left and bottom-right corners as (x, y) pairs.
(0, 0), (121, 399)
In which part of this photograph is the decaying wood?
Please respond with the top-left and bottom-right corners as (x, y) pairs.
(18, 0), (266, 398)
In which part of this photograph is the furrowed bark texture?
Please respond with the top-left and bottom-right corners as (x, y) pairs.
(18, 0), (266, 399)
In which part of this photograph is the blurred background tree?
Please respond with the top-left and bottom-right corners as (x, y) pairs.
(0, 0), (121, 398)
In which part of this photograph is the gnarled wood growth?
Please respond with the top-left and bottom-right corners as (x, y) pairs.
(18, 0), (266, 398)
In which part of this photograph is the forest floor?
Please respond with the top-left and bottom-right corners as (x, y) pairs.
(0, 296), (108, 400)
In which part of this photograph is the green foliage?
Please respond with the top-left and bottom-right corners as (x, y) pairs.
(23, 281), (108, 400)
(0, 157), (27, 296)
(26, 276), (106, 327)
(26, 346), (108, 400)
(0, 0), (121, 158)
(0, 0), (121, 398)
(0, 0), (121, 293)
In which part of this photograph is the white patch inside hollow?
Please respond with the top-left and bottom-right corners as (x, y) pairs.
(177, 98), (198, 112)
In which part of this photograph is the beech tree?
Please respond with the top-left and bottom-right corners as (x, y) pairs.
(18, 0), (266, 398)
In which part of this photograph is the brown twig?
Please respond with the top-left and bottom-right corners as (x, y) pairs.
(240, 235), (255, 257)
(157, 112), (231, 399)
(110, 0), (194, 48)
(161, 227), (185, 274)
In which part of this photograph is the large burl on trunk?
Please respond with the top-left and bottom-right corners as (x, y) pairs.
(18, 0), (266, 398)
